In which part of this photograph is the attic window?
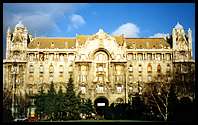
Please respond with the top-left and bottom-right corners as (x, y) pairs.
(51, 42), (54, 47)
(37, 42), (40, 46)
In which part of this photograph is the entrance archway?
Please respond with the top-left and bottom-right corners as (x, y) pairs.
(94, 96), (109, 116)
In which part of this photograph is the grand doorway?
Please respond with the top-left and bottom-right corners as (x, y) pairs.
(94, 96), (109, 116)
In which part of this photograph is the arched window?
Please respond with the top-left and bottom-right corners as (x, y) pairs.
(49, 64), (54, 73)
(147, 75), (152, 82)
(116, 98), (124, 103)
(95, 51), (108, 61)
(157, 64), (161, 73)
(138, 53), (143, 60)
(147, 53), (152, 60)
(147, 63), (152, 73)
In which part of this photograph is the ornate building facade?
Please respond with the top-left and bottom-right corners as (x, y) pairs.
(3, 22), (195, 106)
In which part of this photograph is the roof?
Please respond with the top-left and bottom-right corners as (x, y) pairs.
(27, 36), (171, 49)
(28, 37), (76, 49)
(125, 38), (171, 49)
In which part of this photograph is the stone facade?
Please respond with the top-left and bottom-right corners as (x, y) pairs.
(3, 22), (195, 105)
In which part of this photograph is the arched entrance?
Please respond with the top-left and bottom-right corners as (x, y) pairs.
(94, 96), (109, 116)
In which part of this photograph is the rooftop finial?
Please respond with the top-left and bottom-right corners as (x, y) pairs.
(7, 27), (11, 33)
(15, 20), (24, 28)
(99, 28), (104, 33)
(175, 22), (183, 29)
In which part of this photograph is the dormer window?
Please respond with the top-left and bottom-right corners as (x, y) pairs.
(37, 42), (40, 47)
(51, 42), (54, 48)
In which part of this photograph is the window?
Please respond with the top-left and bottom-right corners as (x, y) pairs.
(98, 75), (103, 82)
(181, 64), (187, 73)
(127, 54), (133, 60)
(138, 64), (142, 73)
(147, 63), (152, 73)
(166, 64), (171, 73)
(138, 53), (143, 60)
(29, 75), (34, 82)
(49, 54), (54, 61)
(96, 85), (104, 93)
(157, 54), (161, 61)
(29, 54), (34, 62)
(81, 54), (86, 60)
(49, 65), (54, 73)
(157, 64), (161, 73)
(117, 85), (122, 93)
(39, 53), (44, 61)
(147, 53), (152, 60)
(80, 86), (86, 94)
(60, 54), (64, 62)
(148, 75), (152, 82)
(166, 53), (171, 60)
(39, 75), (43, 84)
(128, 65), (133, 72)
(29, 65), (34, 73)
(82, 75), (87, 82)
(49, 75), (53, 82)
(97, 64), (104, 72)
(138, 75), (142, 82)
(116, 75), (123, 82)
(59, 65), (64, 73)
(157, 75), (161, 81)
(40, 65), (44, 73)
(128, 75), (133, 82)
(95, 52), (107, 61)
(29, 87), (33, 95)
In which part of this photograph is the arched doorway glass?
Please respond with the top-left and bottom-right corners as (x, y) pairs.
(94, 96), (109, 116)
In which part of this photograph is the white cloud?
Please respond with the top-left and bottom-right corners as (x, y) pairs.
(67, 14), (86, 31)
(149, 33), (169, 38)
(112, 22), (140, 37)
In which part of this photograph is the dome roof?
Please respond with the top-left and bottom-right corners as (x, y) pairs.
(15, 21), (25, 28)
(175, 22), (183, 29)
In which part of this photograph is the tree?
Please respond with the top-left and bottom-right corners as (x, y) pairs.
(46, 82), (56, 120)
(55, 86), (65, 120)
(35, 86), (46, 120)
(64, 75), (81, 120)
(80, 98), (95, 119)
(3, 89), (14, 122)
(146, 74), (179, 121)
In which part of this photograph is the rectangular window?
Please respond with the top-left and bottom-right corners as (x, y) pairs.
(80, 86), (86, 94)
(138, 65), (142, 73)
(117, 86), (122, 93)
(148, 75), (152, 82)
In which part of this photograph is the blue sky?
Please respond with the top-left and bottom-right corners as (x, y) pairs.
(3, 3), (195, 59)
